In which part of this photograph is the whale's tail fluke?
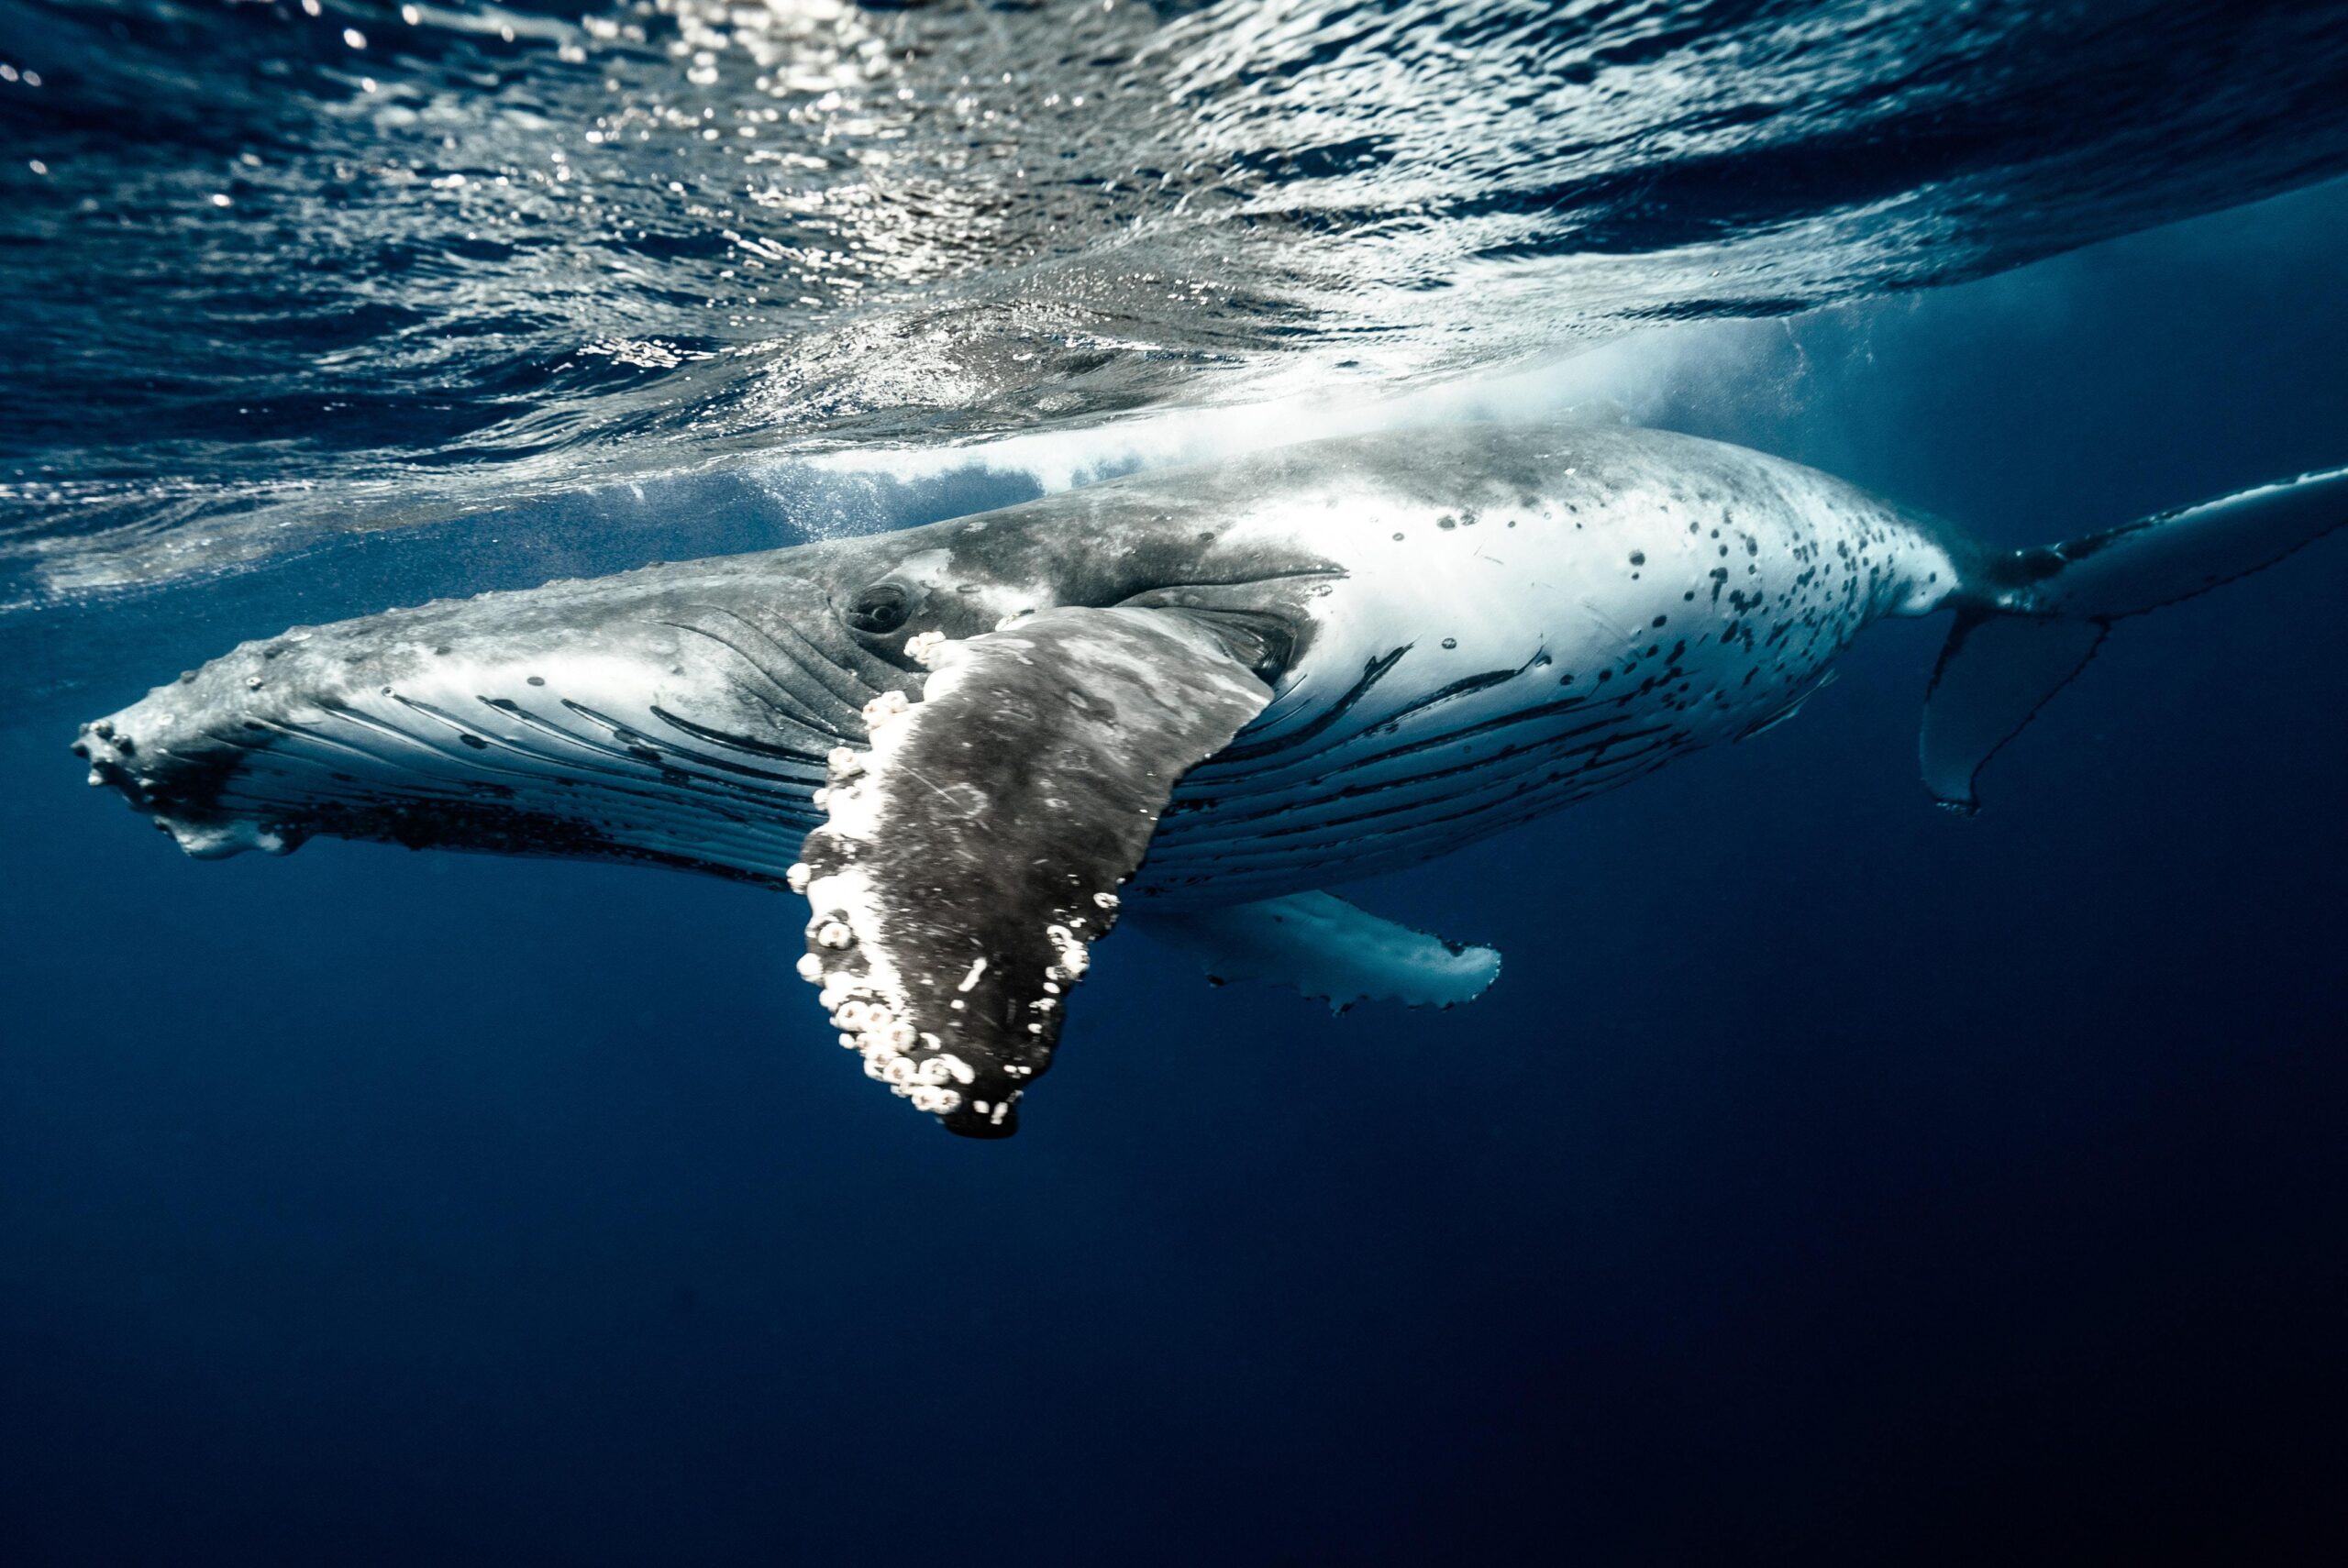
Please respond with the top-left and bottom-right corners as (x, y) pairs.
(1922, 465), (2348, 813)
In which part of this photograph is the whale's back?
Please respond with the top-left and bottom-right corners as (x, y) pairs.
(1137, 425), (1957, 903)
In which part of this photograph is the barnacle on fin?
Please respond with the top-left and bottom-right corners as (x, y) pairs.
(790, 607), (1272, 1136)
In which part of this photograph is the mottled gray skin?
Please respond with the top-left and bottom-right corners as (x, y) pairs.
(75, 420), (1990, 1134)
(70, 419), (2348, 1137)
(77, 424), (1966, 898)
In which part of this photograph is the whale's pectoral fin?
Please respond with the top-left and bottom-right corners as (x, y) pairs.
(1135, 891), (1502, 1014)
(794, 607), (1274, 1138)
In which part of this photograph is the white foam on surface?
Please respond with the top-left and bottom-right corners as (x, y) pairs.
(792, 320), (1776, 500)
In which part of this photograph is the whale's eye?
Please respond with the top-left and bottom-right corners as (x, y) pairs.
(845, 583), (911, 635)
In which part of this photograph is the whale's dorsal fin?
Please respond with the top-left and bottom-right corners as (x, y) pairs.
(794, 607), (1272, 1137)
(1136, 892), (1502, 1014)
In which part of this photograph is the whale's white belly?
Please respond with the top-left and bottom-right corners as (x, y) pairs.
(1139, 428), (1958, 903)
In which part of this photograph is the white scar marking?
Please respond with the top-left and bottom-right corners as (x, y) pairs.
(957, 956), (988, 993)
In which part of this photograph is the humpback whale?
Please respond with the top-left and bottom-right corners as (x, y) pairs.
(73, 423), (2348, 1136)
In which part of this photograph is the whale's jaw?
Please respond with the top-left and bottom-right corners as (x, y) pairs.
(76, 566), (887, 884)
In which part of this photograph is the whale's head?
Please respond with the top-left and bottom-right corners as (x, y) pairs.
(76, 480), (1332, 887)
(74, 555), (894, 881)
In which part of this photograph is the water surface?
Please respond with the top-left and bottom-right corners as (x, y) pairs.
(4, 5), (2348, 1563)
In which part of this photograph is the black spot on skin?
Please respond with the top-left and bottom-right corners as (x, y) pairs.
(460, 734), (488, 749)
(1597, 669), (1612, 681)
(1652, 614), (1667, 627)
(1441, 637), (1457, 649)
(526, 675), (546, 687)
(1392, 532), (1405, 542)
(1628, 551), (1645, 566)
(1437, 515), (1456, 530)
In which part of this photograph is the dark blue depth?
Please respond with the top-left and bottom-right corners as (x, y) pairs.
(5, 148), (2348, 1568)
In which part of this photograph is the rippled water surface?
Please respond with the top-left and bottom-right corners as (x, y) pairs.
(10, 8), (2348, 1564)
(6, 0), (2348, 605)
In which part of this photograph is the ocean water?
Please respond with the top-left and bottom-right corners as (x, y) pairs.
(5, 3), (2348, 1562)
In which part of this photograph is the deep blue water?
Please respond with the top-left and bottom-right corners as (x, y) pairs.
(7, 4), (2348, 1563)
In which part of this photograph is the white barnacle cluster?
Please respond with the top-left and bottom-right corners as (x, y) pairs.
(825, 987), (975, 1115)
(795, 945), (976, 1115)
(796, 865), (966, 1114)
(903, 630), (948, 668)
(790, 659), (991, 1122)
(1045, 922), (1091, 980)
(823, 640), (978, 848)
(1017, 919), (1098, 1035)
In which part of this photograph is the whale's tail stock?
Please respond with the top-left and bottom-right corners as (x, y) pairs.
(1921, 465), (2348, 813)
